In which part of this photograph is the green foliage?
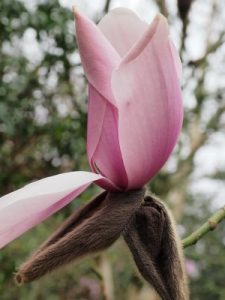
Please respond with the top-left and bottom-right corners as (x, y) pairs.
(0, 0), (87, 194)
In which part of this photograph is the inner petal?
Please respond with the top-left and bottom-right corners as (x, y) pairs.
(87, 85), (128, 189)
(98, 7), (147, 57)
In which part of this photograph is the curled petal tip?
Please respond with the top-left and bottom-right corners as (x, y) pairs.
(152, 13), (168, 32)
(156, 13), (167, 20)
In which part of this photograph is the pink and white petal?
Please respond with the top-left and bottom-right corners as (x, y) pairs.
(87, 85), (128, 189)
(112, 14), (183, 189)
(98, 7), (147, 57)
(74, 9), (120, 106)
(0, 171), (106, 248)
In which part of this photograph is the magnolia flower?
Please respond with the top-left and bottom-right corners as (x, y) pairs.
(0, 7), (182, 249)
(0, 7), (188, 299)
(81, 8), (183, 190)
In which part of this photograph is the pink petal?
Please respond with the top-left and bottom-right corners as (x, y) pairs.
(0, 171), (105, 248)
(112, 14), (183, 189)
(98, 7), (147, 57)
(74, 10), (127, 188)
(87, 85), (128, 189)
(74, 9), (120, 106)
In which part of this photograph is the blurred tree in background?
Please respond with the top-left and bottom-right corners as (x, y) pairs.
(0, 0), (224, 299)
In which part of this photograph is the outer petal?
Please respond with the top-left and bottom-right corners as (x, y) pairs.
(112, 14), (183, 189)
(75, 10), (128, 189)
(74, 9), (120, 106)
(0, 171), (106, 248)
(87, 85), (128, 189)
(98, 7), (147, 57)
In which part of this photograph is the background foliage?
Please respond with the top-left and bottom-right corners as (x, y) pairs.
(0, 0), (225, 299)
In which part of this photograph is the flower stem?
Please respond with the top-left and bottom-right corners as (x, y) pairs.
(182, 205), (225, 248)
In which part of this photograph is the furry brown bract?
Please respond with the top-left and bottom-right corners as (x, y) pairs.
(123, 194), (189, 300)
(15, 189), (145, 284)
(15, 190), (189, 300)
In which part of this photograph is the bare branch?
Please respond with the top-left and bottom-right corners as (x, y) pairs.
(188, 31), (225, 68)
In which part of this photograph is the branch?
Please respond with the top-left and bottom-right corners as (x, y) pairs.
(104, 0), (111, 13)
(182, 205), (225, 248)
(188, 31), (225, 68)
(155, 0), (168, 17)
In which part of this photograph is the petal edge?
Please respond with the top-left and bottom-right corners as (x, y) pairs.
(0, 171), (104, 248)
